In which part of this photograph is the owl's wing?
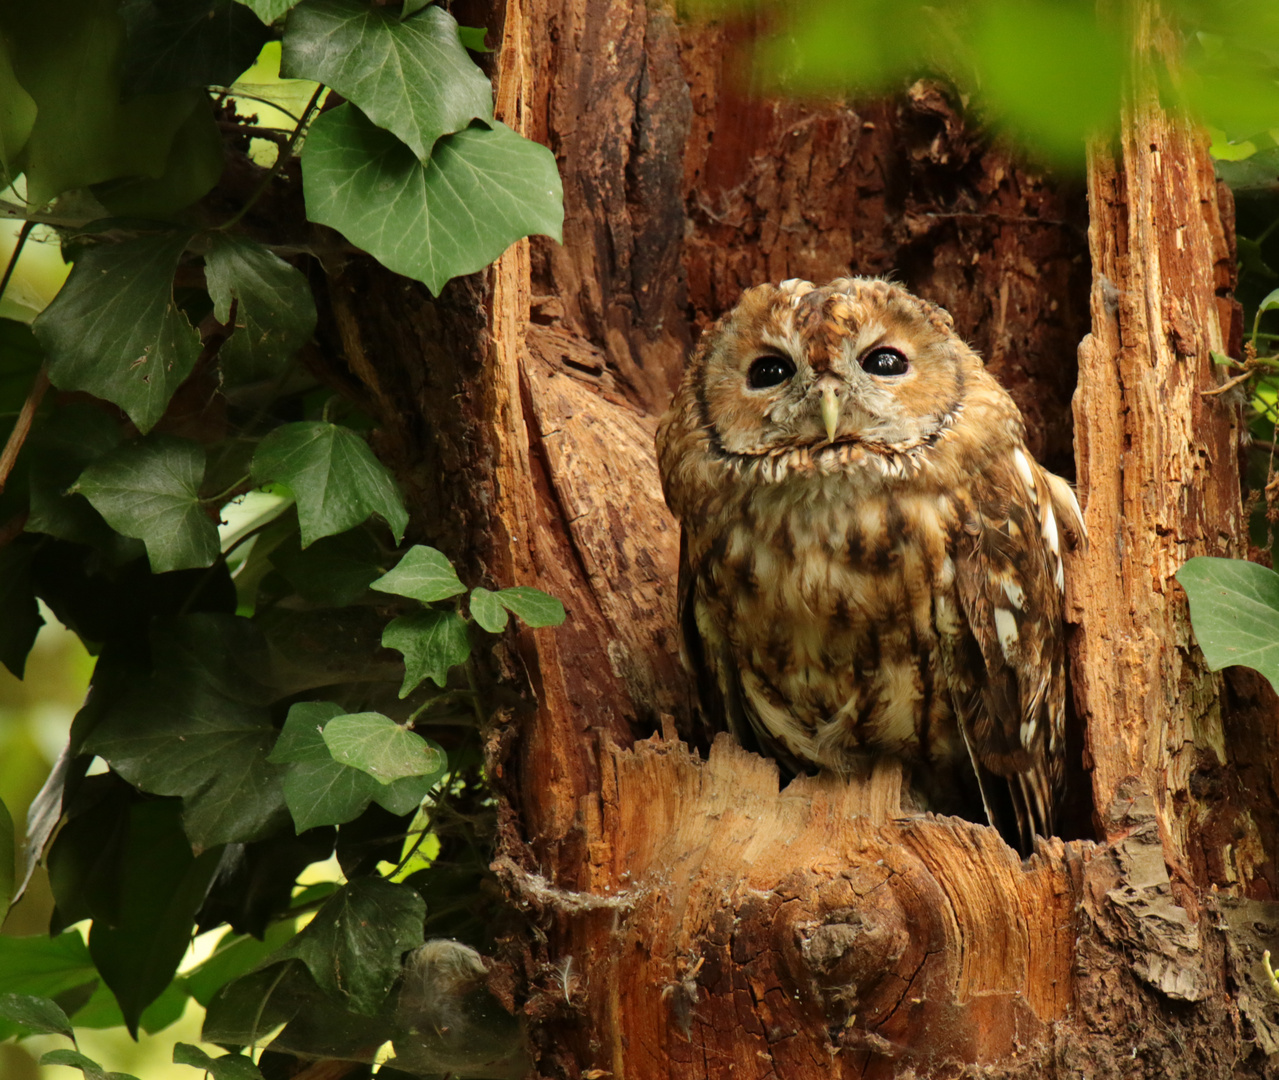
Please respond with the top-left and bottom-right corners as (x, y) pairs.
(945, 449), (1084, 852)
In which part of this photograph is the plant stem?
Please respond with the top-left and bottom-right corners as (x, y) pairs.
(0, 369), (49, 494)
(0, 220), (34, 304)
(220, 83), (326, 231)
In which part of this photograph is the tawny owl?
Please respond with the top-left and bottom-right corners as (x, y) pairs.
(656, 277), (1084, 854)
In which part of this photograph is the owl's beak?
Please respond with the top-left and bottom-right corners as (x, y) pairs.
(821, 385), (841, 443)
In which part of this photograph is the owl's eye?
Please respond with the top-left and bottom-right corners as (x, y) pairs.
(860, 347), (909, 377)
(746, 354), (796, 389)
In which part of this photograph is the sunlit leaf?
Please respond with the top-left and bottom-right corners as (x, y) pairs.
(72, 434), (220, 574)
(205, 233), (318, 383)
(34, 232), (200, 433)
(40, 1049), (138, 1080)
(0, 992), (73, 1040)
(492, 585), (565, 628)
(370, 545), (465, 603)
(468, 586), (507, 633)
(301, 105), (563, 294)
(320, 711), (445, 783)
(1178, 556), (1279, 693)
(382, 609), (470, 696)
(269, 702), (383, 831)
(173, 1043), (264, 1080)
(251, 421), (408, 547)
(283, 0), (491, 159)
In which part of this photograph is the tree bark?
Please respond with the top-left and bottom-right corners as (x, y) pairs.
(320, 0), (1279, 1075)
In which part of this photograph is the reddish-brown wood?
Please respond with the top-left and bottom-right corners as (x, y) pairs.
(315, 0), (1279, 1074)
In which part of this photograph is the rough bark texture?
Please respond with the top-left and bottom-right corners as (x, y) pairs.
(316, 0), (1279, 1076)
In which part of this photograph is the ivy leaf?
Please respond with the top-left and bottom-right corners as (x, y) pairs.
(457, 26), (490, 53)
(0, 797), (13, 917)
(40, 1049), (138, 1080)
(370, 545), (465, 603)
(270, 877), (424, 1014)
(301, 105), (564, 295)
(0, 992), (73, 1040)
(173, 1043), (264, 1080)
(268, 526), (384, 606)
(251, 421), (408, 547)
(76, 799), (222, 1036)
(82, 616), (290, 850)
(26, 404), (143, 561)
(382, 609), (470, 696)
(184, 919), (300, 1007)
(269, 702), (382, 832)
(492, 585), (565, 628)
(121, 0), (271, 95)
(34, 232), (200, 433)
(0, 49), (36, 181)
(1178, 556), (1279, 693)
(320, 712), (445, 784)
(205, 233), (318, 384)
(0, 3), (209, 207)
(0, 930), (96, 1009)
(239, 0), (297, 22)
(468, 586), (507, 633)
(282, 0), (491, 160)
(72, 435), (220, 574)
(0, 540), (43, 677)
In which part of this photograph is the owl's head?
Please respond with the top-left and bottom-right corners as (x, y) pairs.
(677, 277), (985, 459)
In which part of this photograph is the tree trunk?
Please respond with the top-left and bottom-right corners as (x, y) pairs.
(323, 0), (1279, 1075)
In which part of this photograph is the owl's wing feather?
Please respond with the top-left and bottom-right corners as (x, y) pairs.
(946, 450), (1077, 851)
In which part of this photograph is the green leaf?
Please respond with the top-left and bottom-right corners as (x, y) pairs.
(251, 421), (408, 547)
(72, 434), (220, 574)
(205, 233), (318, 384)
(91, 99), (225, 218)
(0, 797), (13, 916)
(34, 232), (200, 433)
(269, 526), (384, 606)
(121, 0), (271, 95)
(240, 0), (297, 22)
(969, 1), (1123, 166)
(0, 541), (43, 677)
(0, 1), (210, 207)
(173, 1043), (264, 1080)
(370, 545), (465, 603)
(493, 585), (565, 628)
(269, 701), (383, 831)
(468, 586), (507, 633)
(457, 26), (490, 53)
(1216, 145), (1279, 191)
(82, 616), (290, 850)
(40, 1049), (139, 1080)
(383, 609), (470, 696)
(270, 877), (424, 1014)
(282, 0), (492, 160)
(0, 318), (43, 418)
(300, 105), (564, 294)
(184, 920), (299, 1007)
(26, 404), (142, 561)
(0, 46), (37, 180)
(0, 930), (96, 1003)
(0, 992), (74, 1040)
(1259, 287), (1279, 319)
(84, 799), (221, 1035)
(1178, 556), (1279, 694)
(320, 712), (445, 784)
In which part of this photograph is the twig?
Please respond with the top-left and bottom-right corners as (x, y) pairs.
(0, 369), (49, 493)
(1202, 370), (1255, 397)
(0, 219), (34, 300)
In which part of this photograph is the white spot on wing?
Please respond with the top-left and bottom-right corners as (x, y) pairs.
(1020, 717), (1037, 746)
(1042, 504), (1060, 556)
(1012, 448), (1037, 497)
(1001, 578), (1026, 610)
(938, 555), (956, 589)
(994, 607), (1019, 658)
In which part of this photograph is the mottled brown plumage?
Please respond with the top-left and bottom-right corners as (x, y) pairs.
(656, 277), (1083, 853)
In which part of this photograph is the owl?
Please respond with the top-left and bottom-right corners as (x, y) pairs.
(656, 277), (1084, 854)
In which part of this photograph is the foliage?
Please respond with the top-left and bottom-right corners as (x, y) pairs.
(702, 0), (1279, 169)
(0, 0), (563, 1076)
